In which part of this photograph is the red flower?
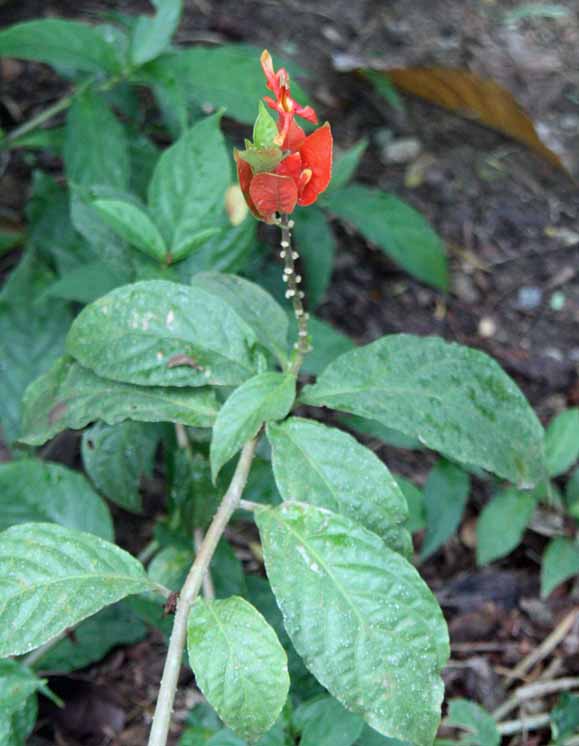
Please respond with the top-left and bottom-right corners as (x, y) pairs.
(235, 51), (333, 223)
(260, 50), (318, 148)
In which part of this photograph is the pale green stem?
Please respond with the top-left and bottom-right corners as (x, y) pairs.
(147, 438), (257, 746)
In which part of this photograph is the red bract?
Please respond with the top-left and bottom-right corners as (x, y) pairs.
(236, 51), (333, 223)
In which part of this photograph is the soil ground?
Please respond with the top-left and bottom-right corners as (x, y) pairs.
(1, 1), (579, 744)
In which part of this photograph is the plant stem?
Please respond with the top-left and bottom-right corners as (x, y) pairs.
(22, 630), (68, 668)
(2, 94), (75, 145)
(147, 438), (257, 746)
(279, 213), (310, 375)
(239, 499), (261, 512)
(194, 528), (215, 600)
(1, 72), (123, 146)
(138, 539), (159, 565)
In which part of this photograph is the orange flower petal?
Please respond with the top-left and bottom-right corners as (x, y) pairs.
(298, 123), (333, 206)
(295, 104), (318, 125)
(249, 172), (298, 219)
(282, 118), (307, 151)
(275, 152), (302, 183)
(235, 153), (261, 220)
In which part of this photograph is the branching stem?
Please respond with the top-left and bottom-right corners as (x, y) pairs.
(1, 73), (124, 146)
(279, 213), (310, 375)
(147, 438), (257, 746)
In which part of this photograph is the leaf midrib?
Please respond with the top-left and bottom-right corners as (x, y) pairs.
(266, 506), (366, 631)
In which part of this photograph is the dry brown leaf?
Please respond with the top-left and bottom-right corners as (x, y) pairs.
(384, 67), (568, 173)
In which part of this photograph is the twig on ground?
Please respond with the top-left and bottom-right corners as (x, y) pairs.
(494, 676), (579, 721)
(504, 608), (578, 685)
(497, 712), (550, 736)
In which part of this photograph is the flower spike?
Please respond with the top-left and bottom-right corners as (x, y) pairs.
(235, 50), (333, 222)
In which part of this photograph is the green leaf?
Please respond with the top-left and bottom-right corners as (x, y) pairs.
(244, 576), (316, 699)
(293, 696), (364, 746)
(362, 71), (404, 112)
(541, 537), (579, 597)
(82, 421), (161, 512)
(187, 596), (290, 742)
(445, 699), (500, 746)
(0, 459), (113, 540)
(0, 288), (71, 444)
(211, 539), (247, 599)
(21, 357), (218, 446)
(69, 190), (134, 280)
(0, 660), (49, 712)
(327, 139), (368, 191)
(191, 272), (289, 366)
(211, 373), (296, 481)
(66, 280), (261, 387)
(395, 476), (426, 534)
(293, 207), (336, 308)
(253, 101), (280, 148)
(324, 185), (447, 290)
(0, 661), (43, 746)
(421, 460), (470, 560)
(148, 114), (229, 260)
(0, 19), (121, 75)
(356, 725), (409, 745)
(37, 601), (147, 673)
(476, 487), (537, 565)
(43, 261), (122, 304)
(25, 174), (92, 275)
(149, 545), (192, 591)
(92, 198), (168, 262)
(144, 44), (309, 125)
(301, 334), (545, 487)
(267, 417), (410, 554)
(131, 0), (182, 66)
(0, 692), (37, 746)
(566, 467), (579, 520)
(168, 448), (220, 528)
(551, 693), (579, 744)
(339, 414), (420, 450)
(256, 502), (449, 745)
(0, 226), (23, 256)
(545, 408), (579, 477)
(178, 216), (257, 278)
(9, 125), (65, 153)
(65, 91), (130, 191)
(0, 522), (153, 656)
(290, 315), (355, 377)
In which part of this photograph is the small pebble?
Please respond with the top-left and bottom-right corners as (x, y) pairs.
(550, 291), (566, 311)
(478, 317), (496, 338)
(516, 286), (542, 310)
(383, 138), (422, 164)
